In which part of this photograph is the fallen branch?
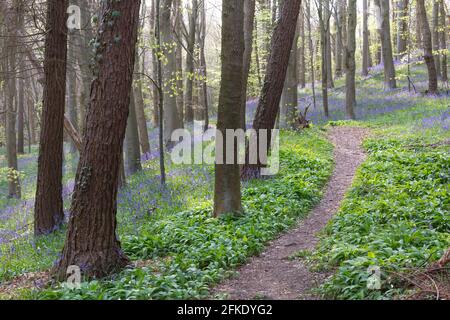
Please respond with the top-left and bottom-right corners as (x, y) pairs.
(438, 248), (450, 268)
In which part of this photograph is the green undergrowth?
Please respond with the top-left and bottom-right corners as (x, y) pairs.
(6, 128), (333, 299)
(304, 93), (450, 299)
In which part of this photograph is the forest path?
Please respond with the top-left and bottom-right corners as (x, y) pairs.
(211, 126), (370, 300)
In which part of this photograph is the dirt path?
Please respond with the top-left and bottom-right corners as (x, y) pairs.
(212, 126), (370, 300)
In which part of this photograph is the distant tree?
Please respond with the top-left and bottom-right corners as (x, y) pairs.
(125, 91), (142, 175)
(241, 0), (256, 129)
(281, 15), (299, 129)
(396, 0), (409, 59)
(298, 5), (306, 88)
(416, 0), (438, 94)
(184, 0), (198, 125)
(214, 0), (245, 217)
(375, 0), (397, 89)
(2, 0), (21, 198)
(54, 0), (141, 280)
(345, 0), (357, 120)
(439, 0), (447, 82)
(432, 0), (441, 78)
(160, 0), (182, 146)
(34, 0), (68, 235)
(362, 0), (370, 76)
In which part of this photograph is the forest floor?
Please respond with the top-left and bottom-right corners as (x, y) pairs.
(212, 126), (369, 300)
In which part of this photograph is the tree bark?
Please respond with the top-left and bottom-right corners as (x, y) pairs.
(241, 0), (302, 179)
(34, 0), (68, 235)
(125, 92), (142, 175)
(281, 18), (299, 129)
(54, 0), (141, 280)
(299, 4), (306, 88)
(134, 53), (151, 154)
(345, 0), (357, 120)
(432, 0), (441, 78)
(417, 0), (438, 94)
(439, 0), (447, 82)
(362, 0), (370, 76)
(396, 0), (409, 59)
(161, 0), (182, 145)
(184, 0), (198, 125)
(376, 0), (397, 89)
(214, 0), (245, 217)
(241, 0), (256, 129)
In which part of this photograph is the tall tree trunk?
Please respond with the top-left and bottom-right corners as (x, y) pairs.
(150, 0), (160, 127)
(417, 0), (438, 94)
(299, 4), (306, 88)
(362, 0), (370, 76)
(73, 0), (94, 133)
(4, 1), (21, 198)
(306, 0), (316, 109)
(213, 0), (245, 217)
(134, 53), (151, 155)
(17, 63), (25, 154)
(34, 0), (68, 235)
(241, 0), (302, 179)
(199, 0), (209, 131)
(432, 0), (441, 78)
(440, 0), (447, 82)
(161, 0), (182, 145)
(396, 0), (409, 59)
(335, 0), (344, 78)
(318, 1), (331, 117)
(54, 0), (141, 281)
(345, 0), (357, 120)
(174, 0), (184, 125)
(241, 0), (256, 129)
(125, 92), (142, 175)
(376, 0), (397, 89)
(184, 0), (198, 125)
(68, 32), (79, 154)
(325, 2), (334, 89)
(281, 18), (299, 129)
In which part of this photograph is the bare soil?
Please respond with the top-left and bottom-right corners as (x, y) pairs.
(211, 126), (370, 300)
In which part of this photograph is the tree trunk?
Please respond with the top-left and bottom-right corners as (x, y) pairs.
(440, 0), (447, 82)
(345, 0), (357, 120)
(325, 2), (334, 89)
(199, 0), (209, 131)
(396, 0), (409, 59)
(417, 0), (438, 94)
(184, 0), (198, 125)
(306, 0), (316, 108)
(335, 0), (344, 78)
(241, 0), (256, 129)
(34, 0), (68, 235)
(214, 0), (245, 217)
(298, 4), (306, 88)
(161, 0), (182, 145)
(376, 0), (397, 89)
(241, 0), (302, 179)
(68, 32), (79, 154)
(54, 0), (141, 281)
(281, 18), (299, 129)
(134, 53), (151, 154)
(362, 0), (370, 76)
(17, 62), (25, 154)
(432, 0), (441, 78)
(150, 0), (160, 128)
(125, 92), (142, 175)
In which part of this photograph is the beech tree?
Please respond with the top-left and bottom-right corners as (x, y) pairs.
(362, 0), (370, 76)
(214, 0), (245, 217)
(34, 0), (68, 235)
(54, 0), (141, 280)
